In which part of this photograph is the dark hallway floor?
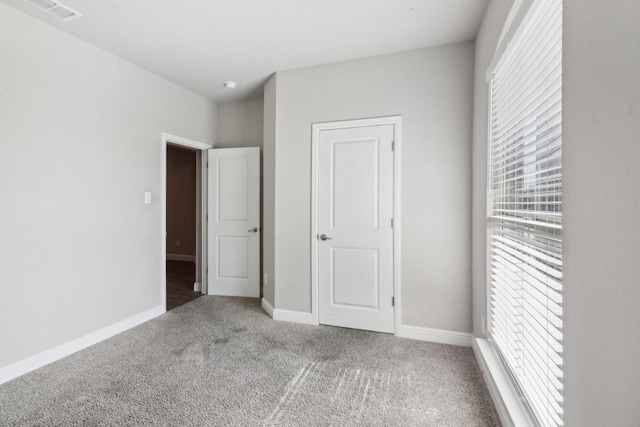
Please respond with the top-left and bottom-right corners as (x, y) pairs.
(166, 260), (201, 311)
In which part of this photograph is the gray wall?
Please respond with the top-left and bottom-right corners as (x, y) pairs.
(269, 44), (475, 332)
(563, 0), (640, 424)
(0, 4), (217, 368)
(472, 0), (640, 424)
(262, 76), (277, 306)
(216, 98), (264, 148)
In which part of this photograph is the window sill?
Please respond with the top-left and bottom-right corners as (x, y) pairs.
(472, 338), (537, 427)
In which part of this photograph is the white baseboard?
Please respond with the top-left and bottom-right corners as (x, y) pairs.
(261, 302), (471, 341)
(395, 324), (473, 347)
(166, 253), (196, 262)
(0, 305), (165, 385)
(261, 298), (274, 317)
(261, 298), (316, 325)
(472, 338), (535, 427)
(194, 282), (202, 292)
(274, 308), (316, 325)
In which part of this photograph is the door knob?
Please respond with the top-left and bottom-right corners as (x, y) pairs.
(248, 227), (259, 233)
(319, 234), (332, 241)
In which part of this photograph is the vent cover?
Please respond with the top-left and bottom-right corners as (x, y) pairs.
(26, 0), (82, 21)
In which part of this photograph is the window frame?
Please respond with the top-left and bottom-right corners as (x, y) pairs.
(485, 0), (564, 426)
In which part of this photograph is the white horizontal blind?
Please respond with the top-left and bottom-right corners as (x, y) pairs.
(487, 0), (563, 426)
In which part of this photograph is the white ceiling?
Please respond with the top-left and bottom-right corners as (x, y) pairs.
(2, 0), (489, 103)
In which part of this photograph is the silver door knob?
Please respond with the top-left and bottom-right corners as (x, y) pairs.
(319, 234), (332, 241)
(248, 227), (258, 233)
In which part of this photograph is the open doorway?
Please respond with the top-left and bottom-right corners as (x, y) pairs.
(161, 133), (213, 311)
(166, 144), (199, 310)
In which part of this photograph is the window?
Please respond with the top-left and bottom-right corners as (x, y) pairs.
(487, 0), (563, 426)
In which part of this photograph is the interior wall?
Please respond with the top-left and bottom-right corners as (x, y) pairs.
(472, 0), (640, 424)
(216, 98), (264, 148)
(166, 146), (197, 257)
(262, 75), (277, 306)
(271, 44), (475, 333)
(0, 4), (217, 368)
(562, 0), (640, 424)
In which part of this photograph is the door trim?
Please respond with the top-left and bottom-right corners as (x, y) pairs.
(310, 116), (402, 333)
(161, 132), (213, 308)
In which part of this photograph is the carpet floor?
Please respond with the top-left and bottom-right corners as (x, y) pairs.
(0, 297), (500, 426)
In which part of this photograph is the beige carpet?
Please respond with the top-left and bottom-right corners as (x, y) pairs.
(0, 296), (500, 426)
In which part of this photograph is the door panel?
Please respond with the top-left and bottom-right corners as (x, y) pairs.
(332, 247), (379, 308)
(318, 124), (394, 333)
(333, 139), (378, 228)
(218, 157), (249, 221)
(208, 147), (260, 297)
(217, 237), (249, 278)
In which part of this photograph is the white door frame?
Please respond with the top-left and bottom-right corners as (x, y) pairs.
(161, 132), (213, 309)
(310, 116), (402, 332)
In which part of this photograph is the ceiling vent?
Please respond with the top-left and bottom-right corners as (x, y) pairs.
(25, 0), (82, 21)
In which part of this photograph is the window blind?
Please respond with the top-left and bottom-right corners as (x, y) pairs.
(487, 1), (563, 426)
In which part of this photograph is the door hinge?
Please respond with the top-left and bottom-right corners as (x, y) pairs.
(391, 141), (395, 151)
(392, 296), (395, 307)
(391, 218), (394, 228)
(206, 214), (208, 221)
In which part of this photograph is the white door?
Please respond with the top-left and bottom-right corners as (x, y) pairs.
(317, 123), (395, 333)
(208, 147), (260, 297)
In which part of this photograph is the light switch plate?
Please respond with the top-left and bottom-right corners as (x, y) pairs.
(144, 192), (152, 204)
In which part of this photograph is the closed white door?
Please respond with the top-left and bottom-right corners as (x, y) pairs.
(317, 124), (395, 333)
(208, 147), (260, 297)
